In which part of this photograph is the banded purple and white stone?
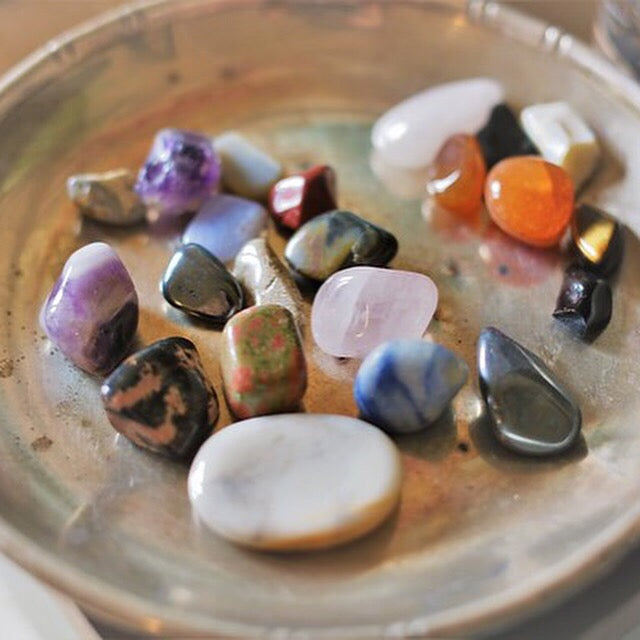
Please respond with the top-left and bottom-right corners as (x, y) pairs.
(41, 242), (139, 375)
(135, 128), (221, 220)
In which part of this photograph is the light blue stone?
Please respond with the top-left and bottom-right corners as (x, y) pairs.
(182, 194), (267, 263)
(354, 339), (468, 435)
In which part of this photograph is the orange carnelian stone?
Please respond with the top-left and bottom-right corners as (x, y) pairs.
(485, 157), (574, 248)
(427, 134), (486, 217)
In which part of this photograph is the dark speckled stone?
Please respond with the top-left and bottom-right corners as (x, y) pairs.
(478, 327), (581, 456)
(162, 243), (243, 324)
(101, 337), (219, 459)
(284, 210), (398, 282)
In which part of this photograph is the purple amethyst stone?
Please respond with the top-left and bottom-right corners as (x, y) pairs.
(41, 242), (139, 376)
(135, 128), (221, 220)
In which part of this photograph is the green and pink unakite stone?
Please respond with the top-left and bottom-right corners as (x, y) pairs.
(220, 305), (307, 419)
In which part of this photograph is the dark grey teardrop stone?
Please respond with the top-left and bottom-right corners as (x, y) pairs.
(477, 327), (581, 456)
(162, 243), (243, 324)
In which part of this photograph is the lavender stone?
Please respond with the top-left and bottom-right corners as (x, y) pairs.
(135, 128), (221, 220)
(182, 194), (267, 263)
(41, 242), (138, 375)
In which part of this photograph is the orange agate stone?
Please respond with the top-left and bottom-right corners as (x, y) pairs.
(426, 134), (486, 217)
(484, 157), (574, 248)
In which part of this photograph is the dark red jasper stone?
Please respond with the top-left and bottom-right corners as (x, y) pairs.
(553, 265), (612, 342)
(269, 164), (337, 230)
(101, 337), (219, 460)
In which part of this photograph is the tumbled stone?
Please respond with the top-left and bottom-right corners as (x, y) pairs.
(426, 134), (486, 217)
(354, 340), (468, 434)
(477, 327), (582, 456)
(285, 210), (398, 282)
(520, 101), (600, 189)
(135, 128), (221, 220)
(311, 267), (438, 358)
(41, 242), (138, 376)
(67, 169), (146, 225)
(162, 243), (243, 324)
(485, 157), (574, 247)
(269, 165), (337, 230)
(221, 305), (306, 418)
(188, 414), (402, 551)
(214, 131), (282, 200)
(476, 103), (539, 169)
(232, 238), (304, 326)
(182, 194), (267, 263)
(371, 77), (504, 169)
(101, 337), (218, 459)
(553, 265), (612, 341)
(572, 203), (624, 276)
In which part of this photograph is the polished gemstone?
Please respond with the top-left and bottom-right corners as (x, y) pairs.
(285, 210), (398, 282)
(232, 238), (304, 327)
(162, 243), (243, 324)
(520, 101), (600, 189)
(188, 414), (402, 551)
(135, 128), (221, 220)
(311, 267), (438, 358)
(572, 203), (624, 276)
(182, 194), (267, 263)
(477, 327), (582, 456)
(553, 265), (612, 342)
(214, 131), (282, 201)
(41, 242), (138, 376)
(476, 103), (539, 169)
(426, 134), (486, 217)
(67, 169), (146, 225)
(101, 337), (219, 459)
(485, 157), (574, 247)
(371, 77), (504, 169)
(269, 164), (337, 230)
(220, 305), (306, 418)
(354, 340), (468, 434)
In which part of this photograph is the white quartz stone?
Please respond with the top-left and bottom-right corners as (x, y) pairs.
(371, 77), (504, 169)
(188, 414), (403, 551)
(520, 101), (600, 190)
(214, 132), (282, 201)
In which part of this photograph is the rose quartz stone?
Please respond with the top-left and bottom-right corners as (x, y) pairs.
(371, 78), (504, 170)
(311, 266), (438, 358)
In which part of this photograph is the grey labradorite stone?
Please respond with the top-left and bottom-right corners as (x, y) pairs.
(162, 243), (243, 325)
(477, 327), (581, 456)
(67, 169), (146, 225)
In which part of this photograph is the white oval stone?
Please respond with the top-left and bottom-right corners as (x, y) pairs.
(188, 414), (402, 551)
(520, 101), (600, 190)
(371, 77), (504, 169)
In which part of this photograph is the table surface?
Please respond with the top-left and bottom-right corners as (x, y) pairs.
(4, 2), (640, 639)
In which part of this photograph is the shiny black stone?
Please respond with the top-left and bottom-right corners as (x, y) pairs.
(476, 103), (539, 169)
(571, 204), (624, 277)
(162, 243), (243, 324)
(101, 337), (219, 460)
(553, 265), (612, 341)
(477, 327), (581, 456)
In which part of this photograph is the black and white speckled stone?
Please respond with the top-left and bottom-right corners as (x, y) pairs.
(477, 327), (581, 456)
(162, 243), (243, 324)
(101, 337), (219, 460)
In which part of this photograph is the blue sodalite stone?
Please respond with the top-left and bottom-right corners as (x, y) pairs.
(354, 339), (468, 435)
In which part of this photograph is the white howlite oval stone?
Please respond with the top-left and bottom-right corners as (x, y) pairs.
(519, 101), (600, 190)
(214, 131), (282, 201)
(311, 266), (438, 359)
(371, 77), (504, 169)
(188, 414), (403, 551)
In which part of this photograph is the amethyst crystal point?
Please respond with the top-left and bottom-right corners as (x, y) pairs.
(41, 242), (138, 375)
(135, 128), (221, 220)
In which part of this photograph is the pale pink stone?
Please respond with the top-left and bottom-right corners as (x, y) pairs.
(311, 266), (438, 358)
(371, 78), (504, 170)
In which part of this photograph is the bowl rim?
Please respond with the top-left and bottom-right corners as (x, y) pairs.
(2, 0), (640, 637)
